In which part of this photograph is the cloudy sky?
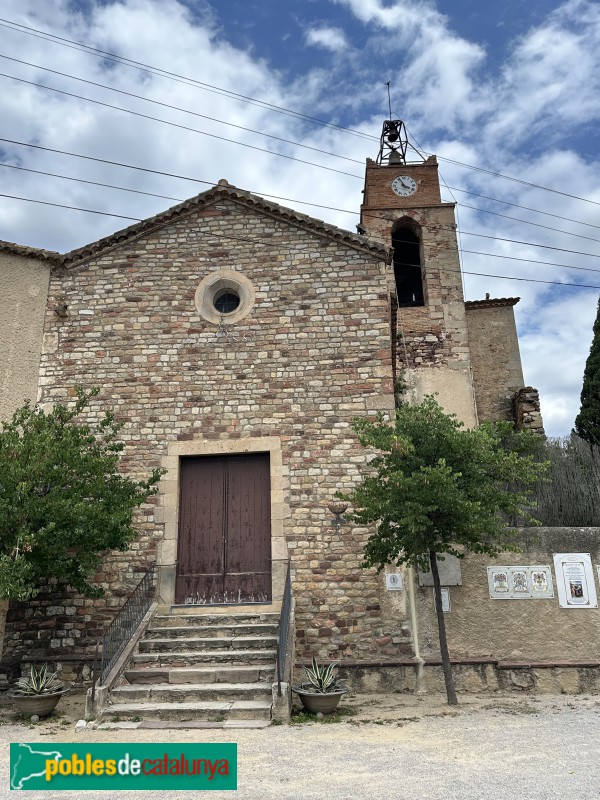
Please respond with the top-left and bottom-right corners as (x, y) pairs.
(1, 0), (599, 435)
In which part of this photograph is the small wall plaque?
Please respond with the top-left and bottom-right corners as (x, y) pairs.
(385, 573), (403, 591)
(433, 587), (451, 612)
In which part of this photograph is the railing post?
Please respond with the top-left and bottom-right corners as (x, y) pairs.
(91, 639), (99, 705)
(276, 561), (292, 698)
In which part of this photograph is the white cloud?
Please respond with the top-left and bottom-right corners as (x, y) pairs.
(485, 0), (600, 148)
(331, 0), (487, 129)
(305, 25), (348, 52)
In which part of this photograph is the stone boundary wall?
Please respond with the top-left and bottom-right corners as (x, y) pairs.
(416, 528), (600, 663)
(298, 661), (600, 695)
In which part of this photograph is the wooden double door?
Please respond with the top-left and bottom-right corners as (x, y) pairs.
(175, 453), (272, 605)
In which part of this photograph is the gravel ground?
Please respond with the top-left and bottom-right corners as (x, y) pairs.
(1, 692), (599, 799)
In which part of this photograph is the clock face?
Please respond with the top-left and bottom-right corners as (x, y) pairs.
(391, 175), (417, 197)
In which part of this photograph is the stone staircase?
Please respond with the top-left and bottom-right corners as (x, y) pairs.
(101, 609), (279, 728)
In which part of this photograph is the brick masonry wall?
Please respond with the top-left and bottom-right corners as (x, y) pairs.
(2, 195), (415, 673)
(360, 159), (475, 395)
(466, 303), (525, 422)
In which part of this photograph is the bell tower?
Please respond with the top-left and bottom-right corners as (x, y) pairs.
(360, 120), (477, 426)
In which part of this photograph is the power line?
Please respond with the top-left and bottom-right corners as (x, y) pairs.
(3, 14), (600, 213)
(458, 249), (600, 275)
(0, 142), (367, 217)
(0, 17), (375, 142)
(4, 158), (597, 253)
(452, 201), (600, 246)
(0, 136), (216, 187)
(0, 162), (183, 202)
(451, 229), (600, 259)
(3, 148), (600, 264)
(0, 192), (142, 221)
(452, 269), (599, 290)
(434, 153), (600, 209)
(4, 138), (600, 260)
(0, 71), (363, 180)
(3, 167), (596, 274)
(361, 215), (600, 260)
(442, 185), (600, 233)
(402, 125), (600, 210)
(2, 191), (599, 289)
(0, 53), (364, 167)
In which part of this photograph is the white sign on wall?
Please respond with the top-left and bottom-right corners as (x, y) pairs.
(385, 573), (403, 591)
(487, 566), (554, 599)
(432, 587), (451, 613)
(554, 553), (598, 609)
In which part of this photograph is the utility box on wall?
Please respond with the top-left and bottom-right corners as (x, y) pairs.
(418, 554), (462, 586)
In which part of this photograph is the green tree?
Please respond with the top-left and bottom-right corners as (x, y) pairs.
(0, 387), (164, 601)
(339, 397), (546, 705)
(575, 295), (600, 447)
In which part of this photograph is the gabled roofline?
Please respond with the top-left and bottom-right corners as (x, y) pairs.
(62, 180), (391, 266)
(0, 239), (63, 264)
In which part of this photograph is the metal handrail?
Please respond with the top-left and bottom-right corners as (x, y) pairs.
(276, 560), (292, 697)
(97, 565), (156, 685)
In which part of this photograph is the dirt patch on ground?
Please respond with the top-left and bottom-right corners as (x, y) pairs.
(0, 687), (596, 733)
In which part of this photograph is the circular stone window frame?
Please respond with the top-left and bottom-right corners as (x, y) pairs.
(195, 269), (255, 325)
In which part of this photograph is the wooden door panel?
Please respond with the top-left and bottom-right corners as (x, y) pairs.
(226, 454), (271, 602)
(175, 457), (225, 604)
(177, 574), (225, 606)
(175, 453), (271, 604)
(223, 572), (271, 604)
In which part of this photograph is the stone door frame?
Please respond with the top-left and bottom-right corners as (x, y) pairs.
(156, 437), (288, 607)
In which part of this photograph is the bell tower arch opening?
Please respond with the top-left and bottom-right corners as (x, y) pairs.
(392, 220), (424, 307)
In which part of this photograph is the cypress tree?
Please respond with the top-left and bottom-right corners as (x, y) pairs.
(575, 296), (600, 447)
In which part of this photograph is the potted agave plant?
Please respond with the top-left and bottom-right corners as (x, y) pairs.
(293, 657), (348, 714)
(8, 664), (68, 718)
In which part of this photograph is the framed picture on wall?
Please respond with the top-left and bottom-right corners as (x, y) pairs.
(554, 554), (598, 609)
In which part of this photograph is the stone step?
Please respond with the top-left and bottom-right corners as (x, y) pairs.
(131, 649), (277, 667)
(124, 665), (274, 684)
(152, 613), (280, 627)
(96, 720), (271, 730)
(157, 603), (280, 617)
(145, 623), (278, 639)
(139, 636), (278, 653)
(102, 700), (272, 722)
(112, 682), (271, 703)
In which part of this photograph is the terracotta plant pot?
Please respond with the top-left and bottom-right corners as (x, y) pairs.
(293, 685), (348, 715)
(8, 689), (69, 718)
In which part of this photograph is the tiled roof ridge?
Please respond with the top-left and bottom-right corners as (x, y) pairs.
(465, 296), (520, 309)
(0, 239), (63, 264)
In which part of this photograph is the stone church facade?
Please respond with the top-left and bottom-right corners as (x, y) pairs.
(0, 124), (543, 683)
